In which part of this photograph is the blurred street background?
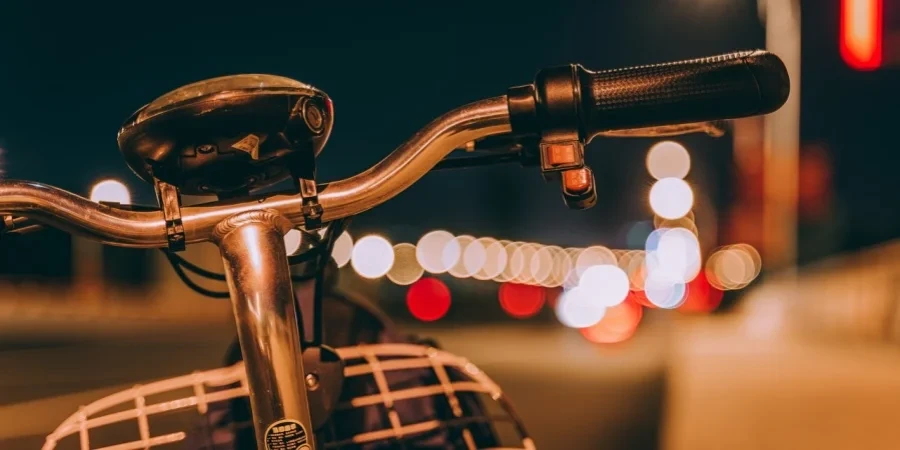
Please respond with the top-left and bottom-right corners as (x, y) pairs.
(2, 0), (900, 449)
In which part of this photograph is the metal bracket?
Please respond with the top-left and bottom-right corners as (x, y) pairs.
(1, 215), (15, 233)
(287, 139), (324, 231)
(154, 179), (186, 252)
(299, 178), (323, 230)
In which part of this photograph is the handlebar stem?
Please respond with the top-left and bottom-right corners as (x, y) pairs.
(212, 210), (316, 449)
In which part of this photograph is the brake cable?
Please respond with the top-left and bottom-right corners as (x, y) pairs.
(160, 219), (348, 303)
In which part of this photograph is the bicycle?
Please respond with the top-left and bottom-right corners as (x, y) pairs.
(0, 50), (789, 450)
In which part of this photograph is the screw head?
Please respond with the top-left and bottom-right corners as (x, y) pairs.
(305, 373), (320, 391)
(304, 102), (325, 133)
(197, 144), (216, 154)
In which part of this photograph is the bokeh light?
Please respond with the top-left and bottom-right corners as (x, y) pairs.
(494, 241), (524, 282)
(546, 247), (573, 288)
(510, 243), (539, 284)
(90, 179), (131, 204)
(654, 216), (699, 236)
(283, 229), (303, 255)
(416, 230), (458, 274)
(563, 248), (584, 288)
(351, 235), (394, 279)
(555, 286), (607, 328)
(546, 287), (564, 309)
(678, 271), (724, 313)
(580, 297), (644, 344)
(475, 238), (508, 281)
(574, 246), (617, 280)
(734, 243), (763, 280)
(644, 269), (687, 309)
(654, 210), (696, 228)
(706, 244), (762, 290)
(652, 227), (702, 282)
(530, 245), (558, 286)
(617, 250), (636, 278)
(630, 289), (656, 308)
(387, 243), (425, 285)
(448, 235), (476, 278)
(462, 237), (489, 278)
(406, 277), (451, 322)
(578, 264), (630, 307)
(649, 178), (694, 219)
(332, 231), (353, 268)
(625, 251), (648, 291)
(645, 228), (669, 253)
(646, 140), (690, 180)
(499, 283), (546, 319)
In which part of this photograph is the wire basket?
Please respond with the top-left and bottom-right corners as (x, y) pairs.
(43, 344), (536, 450)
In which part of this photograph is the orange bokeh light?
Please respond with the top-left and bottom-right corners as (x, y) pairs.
(580, 297), (643, 344)
(546, 287), (564, 309)
(840, 0), (883, 70)
(678, 271), (724, 314)
(499, 283), (546, 319)
(406, 277), (451, 322)
(630, 289), (656, 309)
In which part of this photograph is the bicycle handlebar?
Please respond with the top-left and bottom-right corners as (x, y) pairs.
(0, 50), (788, 248)
(580, 50), (788, 135)
(0, 97), (511, 247)
(508, 50), (788, 140)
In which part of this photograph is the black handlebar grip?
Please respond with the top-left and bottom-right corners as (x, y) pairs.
(578, 50), (789, 135)
(507, 50), (790, 141)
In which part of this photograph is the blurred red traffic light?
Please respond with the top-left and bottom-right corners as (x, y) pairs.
(406, 277), (451, 322)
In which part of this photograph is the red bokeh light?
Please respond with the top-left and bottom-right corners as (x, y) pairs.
(406, 277), (451, 322)
(580, 297), (643, 344)
(840, 0), (883, 71)
(630, 289), (656, 308)
(499, 283), (546, 319)
(546, 287), (563, 309)
(678, 271), (724, 314)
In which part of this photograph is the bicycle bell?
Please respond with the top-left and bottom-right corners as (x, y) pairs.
(117, 74), (333, 197)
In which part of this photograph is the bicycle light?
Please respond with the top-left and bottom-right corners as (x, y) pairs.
(117, 74), (334, 197)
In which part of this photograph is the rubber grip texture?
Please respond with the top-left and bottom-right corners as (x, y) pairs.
(580, 50), (789, 134)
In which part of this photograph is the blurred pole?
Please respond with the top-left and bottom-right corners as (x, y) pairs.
(759, 0), (801, 273)
(72, 237), (105, 302)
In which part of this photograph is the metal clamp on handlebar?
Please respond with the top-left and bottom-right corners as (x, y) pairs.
(1, 215), (16, 234)
(155, 179), (186, 252)
(283, 97), (326, 231)
(507, 66), (598, 210)
(299, 177), (323, 230)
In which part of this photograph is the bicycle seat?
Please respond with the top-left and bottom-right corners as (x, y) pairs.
(117, 74), (333, 196)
